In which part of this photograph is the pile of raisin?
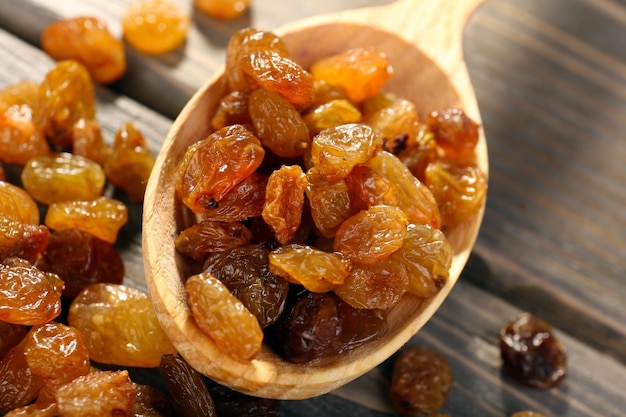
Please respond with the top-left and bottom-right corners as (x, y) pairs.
(0, 57), (178, 414)
(175, 27), (488, 363)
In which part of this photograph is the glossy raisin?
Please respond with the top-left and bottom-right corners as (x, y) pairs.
(0, 106), (50, 165)
(159, 354), (217, 417)
(72, 118), (112, 166)
(333, 205), (408, 264)
(305, 167), (354, 238)
(122, 0), (190, 55)
(197, 172), (267, 222)
(345, 164), (398, 212)
(0, 80), (38, 112)
(38, 228), (125, 298)
(0, 257), (63, 325)
(390, 222), (452, 298)
(0, 218), (49, 263)
(34, 60), (95, 149)
(310, 123), (382, 182)
(41, 16), (126, 84)
(364, 98), (420, 154)
(0, 181), (40, 225)
(248, 88), (311, 158)
(202, 245), (289, 328)
(241, 50), (314, 108)
(390, 347), (454, 415)
(425, 158), (488, 229)
(21, 152), (106, 205)
(177, 124), (265, 213)
(23, 322), (90, 394)
(211, 91), (251, 130)
(310, 48), (392, 103)
(55, 370), (137, 416)
(270, 291), (387, 363)
(427, 107), (480, 160)
(3, 402), (57, 417)
(0, 339), (44, 413)
(268, 244), (350, 293)
(262, 164), (307, 244)
(134, 384), (177, 417)
(45, 196), (128, 243)
(175, 220), (253, 262)
(303, 99), (361, 136)
(0, 321), (28, 359)
(397, 122), (437, 182)
(500, 312), (567, 389)
(186, 272), (263, 361)
(104, 122), (155, 202)
(68, 283), (177, 367)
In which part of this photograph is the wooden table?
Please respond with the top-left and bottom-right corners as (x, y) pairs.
(1, 0), (625, 416)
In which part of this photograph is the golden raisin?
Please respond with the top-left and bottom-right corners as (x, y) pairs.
(72, 118), (112, 167)
(104, 122), (155, 202)
(175, 220), (253, 262)
(310, 48), (392, 103)
(0, 339), (45, 413)
(269, 244), (350, 293)
(333, 205), (408, 264)
(0, 218), (49, 263)
(122, 0), (190, 55)
(68, 283), (177, 367)
(211, 91), (251, 130)
(0, 106), (50, 165)
(0, 321), (28, 359)
(345, 164), (398, 212)
(177, 124), (265, 213)
(21, 152), (106, 205)
(303, 99), (362, 136)
(194, 0), (250, 20)
(0, 181), (40, 224)
(0, 80), (38, 112)
(55, 370), (137, 417)
(41, 16), (126, 84)
(305, 167), (354, 238)
(248, 88), (311, 158)
(427, 107), (480, 160)
(0, 257), (63, 326)
(34, 60), (96, 149)
(185, 272), (263, 362)
(262, 165), (307, 245)
(197, 172), (267, 222)
(45, 197), (128, 243)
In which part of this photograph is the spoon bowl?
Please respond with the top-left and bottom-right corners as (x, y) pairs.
(143, 0), (488, 400)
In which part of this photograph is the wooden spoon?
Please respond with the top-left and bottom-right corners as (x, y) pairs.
(143, 0), (488, 400)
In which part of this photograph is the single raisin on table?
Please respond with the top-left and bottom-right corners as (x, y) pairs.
(390, 347), (454, 415)
(500, 312), (567, 389)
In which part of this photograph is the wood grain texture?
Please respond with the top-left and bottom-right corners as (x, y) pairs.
(1, 0), (625, 415)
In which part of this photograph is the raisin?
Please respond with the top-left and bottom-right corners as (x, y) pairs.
(68, 283), (177, 367)
(185, 272), (263, 361)
(345, 164), (398, 212)
(390, 222), (452, 298)
(310, 123), (382, 182)
(390, 347), (454, 415)
(310, 48), (392, 103)
(425, 158), (488, 229)
(500, 312), (567, 389)
(177, 124), (265, 213)
(122, 0), (190, 55)
(333, 205), (408, 264)
(305, 167), (354, 238)
(225, 28), (289, 93)
(44, 196), (128, 244)
(241, 51), (314, 108)
(364, 98), (420, 154)
(397, 122), (437, 182)
(0, 339), (44, 413)
(34, 60), (95, 149)
(334, 255), (408, 309)
(270, 291), (387, 363)
(0, 181), (40, 225)
(197, 172), (267, 222)
(308, 80), (350, 111)
(248, 88), (311, 158)
(202, 245), (288, 328)
(23, 322), (90, 394)
(159, 354), (217, 417)
(41, 16), (126, 84)
(55, 370), (137, 417)
(0, 257), (63, 325)
(268, 244), (350, 293)
(104, 122), (155, 202)
(21, 152), (106, 205)
(0, 163), (5, 181)
(262, 165), (308, 244)
(0, 106), (50, 165)
(209, 385), (280, 417)
(175, 220), (253, 262)
(3, 402), (57, 417)
(0, 80), (38, 112)
(71, 118), (112, 167)
(427, 107), (480, 160)
(211, 91), (251, 130)
(134, 384), (176, 417)
(0, 218), (49, 263)
(303, 99), (362, 136)
(194, 0), (250, 20)
(364, 151), (441, 228)
(38, 228), (125, 298)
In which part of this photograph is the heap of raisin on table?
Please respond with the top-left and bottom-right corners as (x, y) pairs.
(175, 27), (488, 365)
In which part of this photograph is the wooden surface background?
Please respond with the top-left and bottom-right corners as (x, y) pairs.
(0, 0), (625, 416)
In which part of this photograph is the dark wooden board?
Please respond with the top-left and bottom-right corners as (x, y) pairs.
(1, 0), (625, 415)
